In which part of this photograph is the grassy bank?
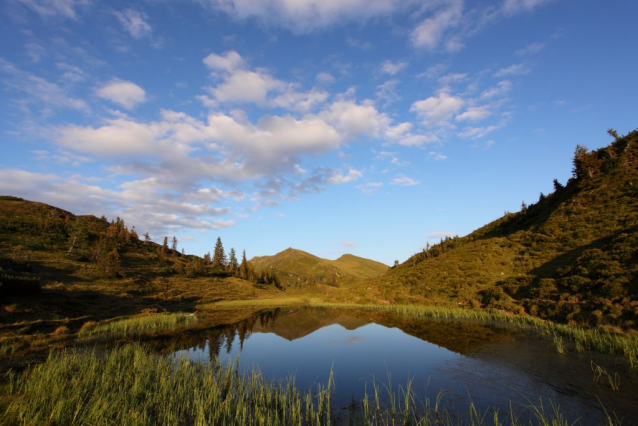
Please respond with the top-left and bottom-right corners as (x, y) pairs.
(78, 312), (198, 341)
(3, 343), (610, 426)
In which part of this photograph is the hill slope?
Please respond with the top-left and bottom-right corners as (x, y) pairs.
(376, 130), (638, 328)
(0, 196), (280, 332)
(250, 248), (388, 288)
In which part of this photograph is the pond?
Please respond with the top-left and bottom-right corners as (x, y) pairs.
(172, 307), (638, 424)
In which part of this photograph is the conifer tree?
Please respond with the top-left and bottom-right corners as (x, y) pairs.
(239, 250), (249, 279)
(144, 232), (151, 244)
(158, 236), (168, 258)
(212, 237), (226, 268)
(171, 236), (178, 252)
(228, 248), (238, 274)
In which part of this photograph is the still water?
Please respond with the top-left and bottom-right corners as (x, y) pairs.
(172, 307), (638, 423)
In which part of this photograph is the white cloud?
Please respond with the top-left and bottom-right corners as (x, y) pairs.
(410, 91), (464, 127)
(380, 60), (407, 75)
(456, 105), (492, 122)
(385, 122), (438, 146)
(494, 63), (530, 78)
(203, 50), (246, 72)
(95, 79), (146, 110)
(341, 241), (356, 247)
(391, 175), (419, 186)
(327, 168), (362, 184)
(203, 51), (328, 111)
(411, 0), (463, 50)
(321, 99), (390, 139)
(114, 9), (152, 39)
(16, 0), (90, 19)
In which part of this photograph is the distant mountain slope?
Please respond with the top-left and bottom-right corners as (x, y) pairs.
(250, 248), (388, 288)
(326, 254), (389, 279)
(376, 130), (638, 328)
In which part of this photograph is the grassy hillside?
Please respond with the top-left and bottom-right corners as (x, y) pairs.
(250, 248), (388, 288)
(0, 196), (281, 338)
(376, 130), (638, 328)
(326, 254), (388, 278)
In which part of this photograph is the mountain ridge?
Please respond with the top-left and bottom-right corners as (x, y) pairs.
(250, 247), (389, 288)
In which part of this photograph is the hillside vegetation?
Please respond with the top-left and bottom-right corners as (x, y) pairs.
(250, 248), (388, 288)
(376, 130), (638, 328)
(0, 197), (281, 337)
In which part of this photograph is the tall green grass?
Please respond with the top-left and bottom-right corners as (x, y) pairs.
(78, 312), (197, 340)
(4, 344), (613, 425)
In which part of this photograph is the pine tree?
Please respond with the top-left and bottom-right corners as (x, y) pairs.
(239, 250), (249, 279)
(228, 248), (238, 274)
(158, 236), (168, 258)
(212, 237), (226, 269)
(171, 236), (178, 253)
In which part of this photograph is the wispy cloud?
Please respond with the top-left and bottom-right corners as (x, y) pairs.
(391, 175), (419, 186)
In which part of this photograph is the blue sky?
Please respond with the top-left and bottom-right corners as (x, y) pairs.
(0, 0), (636, 265)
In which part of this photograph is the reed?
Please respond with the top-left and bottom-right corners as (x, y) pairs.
(3, 344), (620, 425)
(77, 312), (197, 340)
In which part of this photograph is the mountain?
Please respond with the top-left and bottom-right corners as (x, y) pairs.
(326, 254), (389, 279)
(375, 130), (638, 328)
(250, 248), (388, 288)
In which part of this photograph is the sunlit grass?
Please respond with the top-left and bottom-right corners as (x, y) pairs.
(202, 297), (311, 310)
(3, 343), (618, 426)
(78, 312), (197, 340)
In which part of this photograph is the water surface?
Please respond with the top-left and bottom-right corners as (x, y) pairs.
(172, 307), (638, 423)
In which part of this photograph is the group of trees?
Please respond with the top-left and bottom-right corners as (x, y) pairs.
(152, 234), (281, 287)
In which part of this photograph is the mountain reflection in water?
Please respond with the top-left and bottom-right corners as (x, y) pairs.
(167, 307), (637, 424)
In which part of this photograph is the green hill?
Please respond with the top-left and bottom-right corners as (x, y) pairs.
(250, 248), (388, 288)
(327, 254), (389, 279)
(375, 130), (638, 328)
(0, 196), (280, 333)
